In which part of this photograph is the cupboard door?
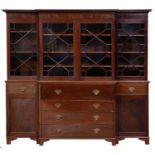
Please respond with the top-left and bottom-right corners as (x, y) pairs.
(42, 23), (74, 77)
(116, 23), (145, 78)
(9, 98), (36, 134)
(9, 23), (37, 76)
(80, 23), (112, 77)
(117, 95), (148, 136)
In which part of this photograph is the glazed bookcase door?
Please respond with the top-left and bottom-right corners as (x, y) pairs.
(80, 23), (112, 77)
(42, 23), (74, 77)
(9, 23), (37, 77)
(117, 23), (146, 79)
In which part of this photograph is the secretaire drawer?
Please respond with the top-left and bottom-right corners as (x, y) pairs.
(40, 82), (115, 100)
(7, 82), (37, 95)
(41, 100), (114, 112)
(41, 124), (114, 138)
(116, 82), (148, 95)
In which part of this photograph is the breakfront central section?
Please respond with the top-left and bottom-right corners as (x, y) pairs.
(40, 13), (114, 79)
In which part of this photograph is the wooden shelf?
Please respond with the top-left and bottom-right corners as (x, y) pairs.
(118, 43), (144, 46)
(10, 30), (36, 33)
(118, 34), (144, 37)
(81, 33), (111, 36)
(81, 65), (111, 68)
(43, 51), (111, 54)
(44, 64), (73, 68)
(43, 33), (111, 36)
(118, 51), (144, 54)
(11, 51), (37, 54)
(44, 64), (112, 68)
(118, 65), (144, 68)
(43, 51), (73, 54)
(81, 51), (111, 54)
(43, 33), (73, 36)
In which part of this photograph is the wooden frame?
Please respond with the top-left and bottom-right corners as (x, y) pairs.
(4, 9), (151, 145)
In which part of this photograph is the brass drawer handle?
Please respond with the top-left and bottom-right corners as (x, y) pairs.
(128, 87), (135, 93)
(93, 115), (100, 121)
(56, 114), (63, 120)
(20, 87), (27, 92)
(54, 103), (62, 109)
(56, 128), (61, 133)
(93, 89), (100, 95)
(54, 89), (62, 95)
(93, 103), (100, 109)
(93, 128), (101, 134)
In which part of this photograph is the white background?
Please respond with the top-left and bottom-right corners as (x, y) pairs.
(0, 0), (154, 154)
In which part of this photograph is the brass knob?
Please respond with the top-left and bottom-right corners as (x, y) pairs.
(56, 114), (63, 120)
(54, 103), (62, 109)
(20, 87), (26, 92)
(93, 103), (100, 109)
(56, 128), (61, 133)
(54, 89), (62, 95)
(93, 115), (100, 121)
(93, 128), (100, 134)
(92, 89), (100, 95)
(128, 87), (135, 93)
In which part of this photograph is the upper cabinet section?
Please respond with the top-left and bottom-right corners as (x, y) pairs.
(5, 10), (151, 80)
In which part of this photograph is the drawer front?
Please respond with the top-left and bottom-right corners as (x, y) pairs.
(40, 83), (115, 100)
(116, 82), (148, 95)
(7, 82), (36, 95)
(41, 100), (114, 112)
(41, 124), (114, 138)
(41, 111), (114, 125)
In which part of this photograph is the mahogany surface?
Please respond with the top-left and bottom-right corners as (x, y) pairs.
(4, 9), (150, 145)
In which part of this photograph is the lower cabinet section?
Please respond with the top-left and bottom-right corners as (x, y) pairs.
(41, 125), (114, 138)
(117, 95), (148, 137)
(7, 98), (36, 138)
(6, 81), (37, 144)
(6, 81), (149, 145)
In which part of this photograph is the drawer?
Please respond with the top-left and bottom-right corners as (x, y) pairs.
(116, 82), (148, 95)
(41, 100), (114, 112)
(40, 83), (115, 100)
(7, 82), (37, 95)
(41, 124), (114, 138)
(41, 111), (114, 125)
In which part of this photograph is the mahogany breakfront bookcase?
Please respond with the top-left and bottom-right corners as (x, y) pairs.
(4, 9), (151, 145)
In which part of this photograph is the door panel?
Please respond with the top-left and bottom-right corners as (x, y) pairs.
(9, 23), (37, 76)
(9, 98), (36, 133)
(117, 95), (148, 136)
(42, 23), (74, 77)
(80, 23), (112, 77)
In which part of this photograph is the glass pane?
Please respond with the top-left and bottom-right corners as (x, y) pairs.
(43, 23), (73, 76)
(80, 23), (112, 77)
(117, 24), (145, 77)
(10, 23), (37, 76)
